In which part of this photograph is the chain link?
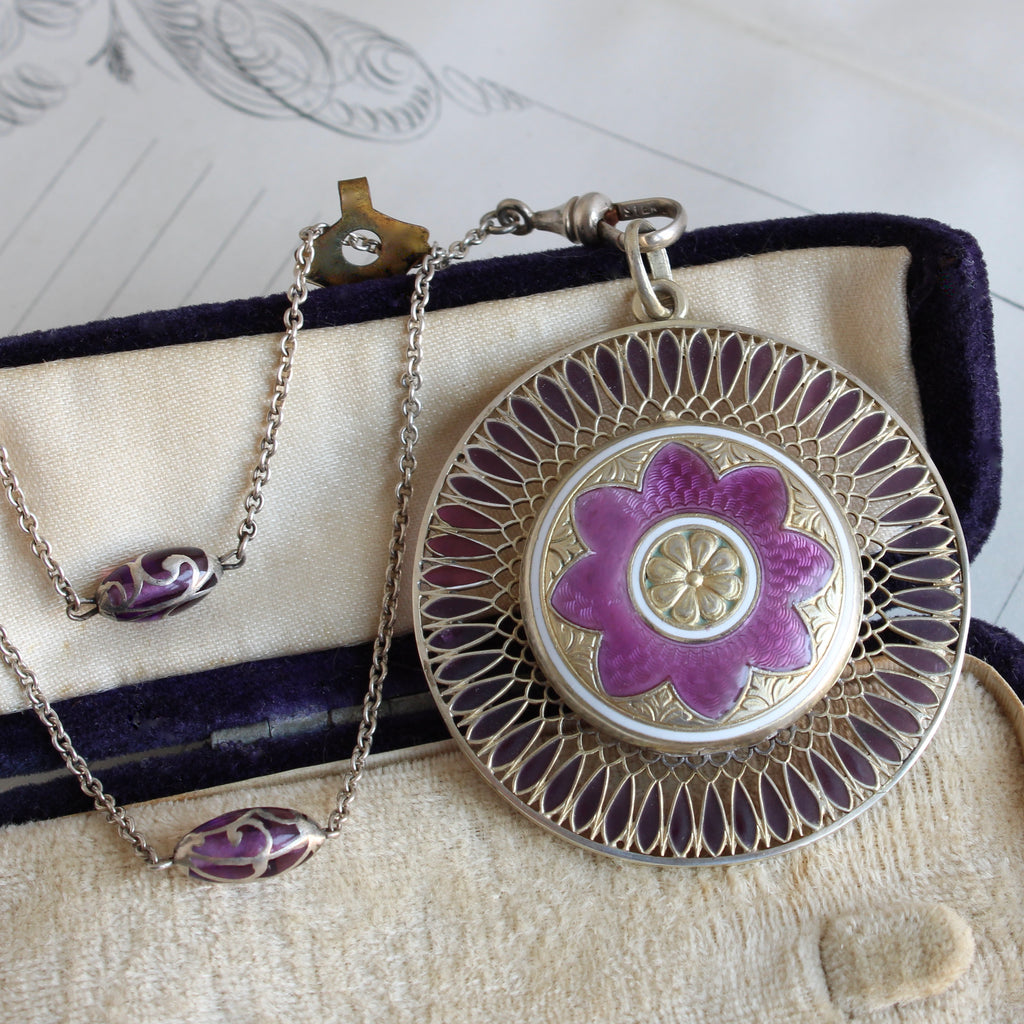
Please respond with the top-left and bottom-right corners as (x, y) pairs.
(341, 231), (383, 255)
(324, 209), (520, 835)
(221, 223), (327, 569)
(0, 445), (93, 618)
(0, 621), (166, 865)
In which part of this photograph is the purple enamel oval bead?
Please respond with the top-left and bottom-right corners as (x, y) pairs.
(172, 807), (326, 883)
(94, 547), (221, 622)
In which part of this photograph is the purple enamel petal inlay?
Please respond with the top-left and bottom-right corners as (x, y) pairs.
(658, 330), (681, 392)
(426, 534), (493, 559)
(718, 335), (744, 395)
(428, 624), (494, 650)
(450, 475), (508, 507)
(889, 616), (958, 644)
(810, 752), (851, 810)
(468, 702), (522, 741)
(94, 547), (221, 622)
(604, 779), (635, 843)
(449, 679), (509, 712)
(887, 644), (950, 676)
(626, 336), (651, 394)
(468, 447), (522, 483)
(759, 775), (791, 840)
(537, 376), (577, 427)
(746, 344), (774, 400)
(595, 346), (625, 402)
(831, 735), (877, 786)
(701, 786), (727, 853)
(837, 411), (886, 455)
(566, 359), (601, 413)
(511, 397), (556, 444)
(851, 716), (902, 762)
(772, 354), (804, 410)
(437, 505), (499, 531)
(485, 420), (538, 463)
(549, 444), (834, 720)
(877, 670), (939, 706)
(173, 807), (324, 883)
(855, 437), (910, 476)
(437, 651), (504, 684)
(542, 757), (582, 814)
(492, 722), (542, 768)
(636, 785), (664, 851)
(818, 389), (862, 437)
(422, 565), (491, 589)
(732, 784), (758, 849)
(572, 769), (608, 830)
(423, 595), (492, 619)
(889, 525), (954, 551)
(786, 765), (821, 825)
(871, 467), (928, 499)
(891, 587), (960, 614)
(881, 495), (943, 523)
(514, 740), (560, 792)
(668, 790), (693, 854)
(797, 370), (833, 422)
(687, 332), (712, 392)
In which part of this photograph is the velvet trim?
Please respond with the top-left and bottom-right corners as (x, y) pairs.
(967, 618), (1024, 701)
(0, 212), (1004, 823)
(4, 619), (1020, 828)
(0, 635), (446, 826)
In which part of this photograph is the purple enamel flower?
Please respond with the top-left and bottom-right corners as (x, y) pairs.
(550, 443), (834, 720)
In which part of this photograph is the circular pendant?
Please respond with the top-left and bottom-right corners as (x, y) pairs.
(414, 322), (968, 863)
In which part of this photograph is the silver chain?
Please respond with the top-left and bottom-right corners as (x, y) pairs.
(221, 223), (326, 569)
(0, 620), (166, 865)
(0, 207), (528, 867)
(0, 445), (91, 618)
(324, 204), (526, 835)
(0, 225), (325, 867)
(0, 224), (327, 609)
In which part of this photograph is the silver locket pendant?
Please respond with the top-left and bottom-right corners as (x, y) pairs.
(412, 215), (968, 863)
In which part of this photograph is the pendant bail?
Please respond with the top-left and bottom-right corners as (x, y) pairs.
(624, 218), (690, 320)
(497, 193), (687, 252)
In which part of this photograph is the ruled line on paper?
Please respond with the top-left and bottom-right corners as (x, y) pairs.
(993, 292), (1024, 313)
(180, 187), (267, 305)
(993, 566), (1024, 628)
(0, 117), (106, 260)
(98, 161), (215, 318)
(10, 137), (159, 335)
(529, 99), (817, 216)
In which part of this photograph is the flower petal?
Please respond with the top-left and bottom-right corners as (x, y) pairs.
(650, 581), (687, 609)
(661, 531), (692, 570)
(645, 557), (685, 584)
(705, 573), (742, 601)
(672, 587), (700, 626)
(689, 530), (719, 569)
(696, 588), (727, 622)
(705, 547), (739, 574)
(573, 485), (644, 553)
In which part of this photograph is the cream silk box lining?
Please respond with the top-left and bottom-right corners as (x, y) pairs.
(0, 245), (918, 710)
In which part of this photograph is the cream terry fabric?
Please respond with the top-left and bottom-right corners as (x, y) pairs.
(0, 661), (1021, 1022)
(0, 245), (917, 709)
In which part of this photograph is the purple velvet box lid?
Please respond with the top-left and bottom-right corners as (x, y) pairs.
(1, 212), (1019, 826)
